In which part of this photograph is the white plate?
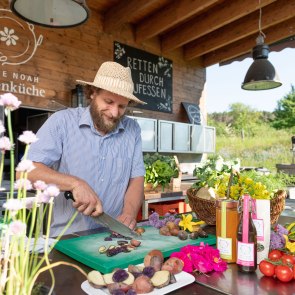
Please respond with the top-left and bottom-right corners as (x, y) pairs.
(81, 269), (195, 295)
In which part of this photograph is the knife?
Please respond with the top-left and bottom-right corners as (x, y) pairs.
(64, 191), (141, 239)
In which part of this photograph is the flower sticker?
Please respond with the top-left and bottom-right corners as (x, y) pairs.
(0, 27), (19, 46)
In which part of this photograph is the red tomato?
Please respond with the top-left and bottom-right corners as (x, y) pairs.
(275, 265), (293, 282)
(259, 260), (276, 277)
(268, 249), (283, 261)
(293, 265), (295, 280)
(281, 254), (295, 266)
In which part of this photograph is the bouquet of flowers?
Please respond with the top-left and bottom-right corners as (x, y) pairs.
(270, 222), (295, 253)
(0, 93), (86, 295)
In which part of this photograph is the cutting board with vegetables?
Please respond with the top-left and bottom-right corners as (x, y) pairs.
(55, 226), (216, 273)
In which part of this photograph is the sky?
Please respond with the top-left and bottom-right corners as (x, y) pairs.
(205, 48), (295, 114)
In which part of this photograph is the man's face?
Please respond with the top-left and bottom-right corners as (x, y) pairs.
(89, 89), (129, 134)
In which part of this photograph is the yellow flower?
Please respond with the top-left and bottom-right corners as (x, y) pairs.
(284, 235), (295, 253)
(178, 214), (204, 232)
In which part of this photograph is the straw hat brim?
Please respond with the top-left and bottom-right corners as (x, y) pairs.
(76, 79), (146, 105)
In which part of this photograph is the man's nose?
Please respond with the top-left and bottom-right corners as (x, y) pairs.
(110, 105), (120, 118)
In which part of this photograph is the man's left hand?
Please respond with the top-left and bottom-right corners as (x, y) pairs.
(117, 213), (137, 230)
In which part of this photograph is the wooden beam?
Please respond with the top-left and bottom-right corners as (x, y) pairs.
(161, 0), (276, 52)
(202, 16), (295, 67)
(103, 0), (158, 33)
(184, 0), (295, 60)
(135, 0), (220, 42)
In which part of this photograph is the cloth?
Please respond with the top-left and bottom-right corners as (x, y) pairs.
(27, 107), (145, 237)
(28, 236), (57, 253)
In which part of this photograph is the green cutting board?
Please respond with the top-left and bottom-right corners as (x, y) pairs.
(55, 226), (216, 273)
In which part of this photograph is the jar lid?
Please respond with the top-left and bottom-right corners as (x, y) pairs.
(216, 199), (239, 208)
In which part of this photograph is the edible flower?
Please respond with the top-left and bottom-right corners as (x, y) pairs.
(284, 235), (295, 253)
(171, 243), (227, 274)
(178, 214), (204, 232)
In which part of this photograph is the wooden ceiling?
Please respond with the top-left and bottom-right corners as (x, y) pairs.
(87, 0), (295, 67)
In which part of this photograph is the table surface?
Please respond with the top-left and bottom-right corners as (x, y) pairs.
(40, 214), (295, 295)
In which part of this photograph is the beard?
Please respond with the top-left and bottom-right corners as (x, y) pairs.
(89, 100), (121, 134)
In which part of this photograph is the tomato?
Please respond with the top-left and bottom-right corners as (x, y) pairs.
(293, 264), (295, 280)
(281, 254), (295, 266)
(259, 260), (276, 277)
(275, 265), (293, 282)
(268, 249), (283, 261)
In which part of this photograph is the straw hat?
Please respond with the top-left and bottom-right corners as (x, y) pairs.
(77, 61), (146, 105)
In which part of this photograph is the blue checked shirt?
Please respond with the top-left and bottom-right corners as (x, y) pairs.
(27, 107), (145, 236)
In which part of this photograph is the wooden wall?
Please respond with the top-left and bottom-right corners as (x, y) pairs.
(0, 1), (206, 123)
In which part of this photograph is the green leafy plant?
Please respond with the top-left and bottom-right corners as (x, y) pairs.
(144, 153), (179, 190)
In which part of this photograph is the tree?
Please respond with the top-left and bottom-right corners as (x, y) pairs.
(272, 85), (295, 129)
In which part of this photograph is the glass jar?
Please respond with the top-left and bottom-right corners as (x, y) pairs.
(216, 199), (240, 263)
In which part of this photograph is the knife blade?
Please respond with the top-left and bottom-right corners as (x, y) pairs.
(64, 191), (141, 239)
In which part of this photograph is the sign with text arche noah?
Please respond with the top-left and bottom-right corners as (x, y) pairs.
(114, 41), (173, 113)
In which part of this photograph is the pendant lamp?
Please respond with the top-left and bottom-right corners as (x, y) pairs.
(10, 0), (89, 28)
(241, 2), (282, 90)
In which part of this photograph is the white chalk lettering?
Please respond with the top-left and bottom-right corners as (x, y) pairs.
(127, 57), (158, 74)
(134, 83), (166, 99)
(0, 82), (46, 97)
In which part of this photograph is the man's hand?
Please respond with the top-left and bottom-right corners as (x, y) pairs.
(117, 213), (137, 230)
(71, 182), (103, 217)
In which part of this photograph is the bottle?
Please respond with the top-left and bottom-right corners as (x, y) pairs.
(216, 199), (240, 263)
(236, 194), (257, 272)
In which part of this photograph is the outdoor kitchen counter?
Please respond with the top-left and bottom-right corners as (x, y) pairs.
(39, 214), (295, 295)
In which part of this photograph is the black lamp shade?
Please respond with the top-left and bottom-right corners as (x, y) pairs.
(10, 0), (89, 28)
(242, 43), (282, 90)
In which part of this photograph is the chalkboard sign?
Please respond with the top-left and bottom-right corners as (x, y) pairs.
(114, 42), (173, 113)
(182, 102), (202, 124)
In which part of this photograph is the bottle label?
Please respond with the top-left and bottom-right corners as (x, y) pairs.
(253, 218), (264, 241)
(217, 236), (232, 259)
(237, 241), (255, 266)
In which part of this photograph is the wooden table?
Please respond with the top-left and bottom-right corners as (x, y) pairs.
(39, 215), (295, 295)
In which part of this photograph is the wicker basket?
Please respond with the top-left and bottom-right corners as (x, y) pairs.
(187, 187), (287, 225)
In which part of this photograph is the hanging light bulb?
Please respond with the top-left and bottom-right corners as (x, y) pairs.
(10, 0), (89, 28)
(241, 1), (282, 90)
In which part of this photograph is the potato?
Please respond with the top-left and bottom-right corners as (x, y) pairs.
(87, 270), (106, 288)
(159, 226), (171, 236)
(150, 270), (171, 288)
(161, 257), (184, 274)
(144, 249), (164, 271)
(132, 275), (154, 294)
(107, 282), (131, 294)
(165, 221), (177, 231)
(103, 272), (115, 285)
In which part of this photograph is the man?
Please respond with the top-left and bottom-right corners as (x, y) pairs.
(24, 61), (146, 237)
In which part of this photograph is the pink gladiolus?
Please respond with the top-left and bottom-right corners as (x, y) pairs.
(3, 199), (23, 211)
(33, 180), (47, 191)
(0, 136), (13, 151)
(44, 185), (60, 198)
(9, 220), (26, 236)
(16, 159), (35, 173)
(0, 93), (21, 111)
(0, 120), (5, 134)
(18, 131), (38, 145)
(14, 179), (33, 190)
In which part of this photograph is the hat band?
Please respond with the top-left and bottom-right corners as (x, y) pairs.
(94, 75), (134, 93)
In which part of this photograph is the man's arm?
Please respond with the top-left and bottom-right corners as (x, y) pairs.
(117, 176), (144, 229)
(17, 162), (103, 216)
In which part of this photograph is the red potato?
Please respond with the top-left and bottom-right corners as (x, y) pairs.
(161, 257), (184, 274)
(132, 275), (154, 294)
(107, 282), (131, 294)
(144, 250), (164, 271)
(150, 270), (171, 288)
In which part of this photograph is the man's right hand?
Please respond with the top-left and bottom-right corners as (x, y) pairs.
(71, 181), (103, 217)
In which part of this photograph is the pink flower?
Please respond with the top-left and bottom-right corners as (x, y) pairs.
(9, 220), (26, 236)
(0, 136), (13, 151)
(14, 179), (33, 190)
(36, 192), (51, 204)
(24, 197), (37, 209)
(170, 243), (227, 274)
(33, 180), (47, 191)
(3, 199), (23, 211)
(44, 185), (60, 198)
(16, 159), (35, 173)
(0, 120), (5, 134)
(18, 131), (38, 145)
(0, 93), (21, 111)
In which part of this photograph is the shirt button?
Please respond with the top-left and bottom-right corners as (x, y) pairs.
(102, 157), (105, 160)
(101, 179), (104, 182)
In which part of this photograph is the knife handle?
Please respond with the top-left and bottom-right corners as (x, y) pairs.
(64, 191), (75, 201)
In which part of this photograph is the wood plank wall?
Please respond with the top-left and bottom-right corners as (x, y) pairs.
(0, 1), (206, 123)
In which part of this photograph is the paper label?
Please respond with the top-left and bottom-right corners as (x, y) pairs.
(217, 236), (232, 259)
(253, 218), (264, 241)
(237, 241), (255, 266)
